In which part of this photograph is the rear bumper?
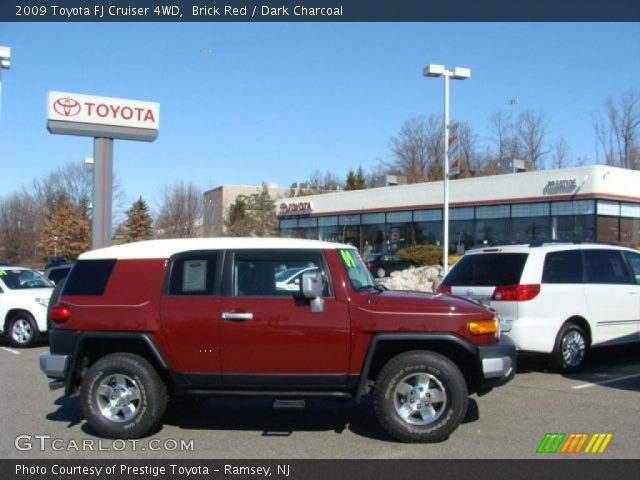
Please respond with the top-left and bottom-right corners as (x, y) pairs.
(39, 352), (68, 379)
(477, 341), (516, 394)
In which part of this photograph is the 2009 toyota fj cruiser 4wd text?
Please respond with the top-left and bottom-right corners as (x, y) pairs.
(40, 238), (515, 442)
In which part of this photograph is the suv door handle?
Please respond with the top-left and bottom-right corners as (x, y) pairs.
(222, 312), (254, 321)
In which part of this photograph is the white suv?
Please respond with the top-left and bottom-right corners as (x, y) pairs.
(438, 243), (640, 372)
(0, 267), (54, 347)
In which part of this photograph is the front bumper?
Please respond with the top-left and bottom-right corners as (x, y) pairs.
(476, 341), (516, 395)
(39, 352), (68, 379)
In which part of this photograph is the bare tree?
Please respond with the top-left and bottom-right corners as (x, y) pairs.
(0, 192), (41, 264)
(387, 115), (443, 183)
(29, 161), (127, 222)
(488, 110), (513, 163)
(550, 137), (571, 169)
(518, 109), (549, 169)
(594, 88), (640, 169)
(155, 182), (203, 238)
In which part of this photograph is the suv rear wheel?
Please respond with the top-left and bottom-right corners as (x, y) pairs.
(9, 313), (40, 348)
(551, 322), (588, 373)
(373, 350), (468, 442)
(81, 353), (167, 439)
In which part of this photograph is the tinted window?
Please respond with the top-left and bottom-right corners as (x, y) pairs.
(445, 253), (528, 286)
(63, 260), (116, 295)
(233, 250), (328, 297)
(542, 250), (583, 284)
(169, 253), (218, 296)
(584, 250), (632, 285)
(623, 251), (640, 284)
(48, 267), (71, 285)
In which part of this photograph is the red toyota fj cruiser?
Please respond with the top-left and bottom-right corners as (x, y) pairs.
(40, 238), (514, 442)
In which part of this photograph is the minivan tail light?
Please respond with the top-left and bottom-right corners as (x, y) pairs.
(492, 284), (540, 302)
(49, 304), (71, 324)
(436, 283), (451, 294)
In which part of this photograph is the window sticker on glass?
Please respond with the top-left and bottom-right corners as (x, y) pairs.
(183, 260), (207, 292)
(340, 249), (356, 268)
(0, 270), (6, 276)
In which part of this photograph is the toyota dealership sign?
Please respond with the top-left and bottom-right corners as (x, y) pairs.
(47, 91), (159, 141)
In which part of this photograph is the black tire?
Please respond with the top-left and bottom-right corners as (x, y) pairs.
(8, 312), (40, 348)
(551, 322), (589, 373)
(375, 267), (386, 278)
(81, 353), (167, 439)
(373, 350), (468, 443)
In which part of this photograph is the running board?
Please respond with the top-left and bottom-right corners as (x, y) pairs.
(184, 390), (351, 400)
(273, 399), (305, 410)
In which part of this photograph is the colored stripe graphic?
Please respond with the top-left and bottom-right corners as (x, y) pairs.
(537, 433), (565, 453)
(559, 433), (589, 454)
(538, 433), (613, 454)
(584, 433), (613, 454)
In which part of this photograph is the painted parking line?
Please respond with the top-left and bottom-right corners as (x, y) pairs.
(0, 346), (20, 355)
(572, 372), (640, 390)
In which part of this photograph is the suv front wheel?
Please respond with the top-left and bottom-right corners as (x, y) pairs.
(373, 350), (468, 442)
(551, 322), (588, 373)
(9, 312), (40, 348)
(81, 353), (167, 439)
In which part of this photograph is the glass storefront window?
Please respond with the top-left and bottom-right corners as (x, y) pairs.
(386, 223), (412, 252)
(475, 218), (510, 245)
(511, 217), (551, 242)
(318, 226), (340, 242)
(597, 216), (620, 242)
(361, 224), (386, 253)
(621, 217), (640, 246)
(414, 221), (443, 246)
(449, 219), (475, 252)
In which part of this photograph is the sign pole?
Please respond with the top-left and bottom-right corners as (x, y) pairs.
(443, 72), (450, 275)
(92, 137), (114, 249)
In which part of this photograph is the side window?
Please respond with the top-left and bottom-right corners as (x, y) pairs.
(623, 251), (640, 284)
(168, 253), (218, 296)
(542, 250), (583, 284)
(584, 250), (632, 285)
(63, 260), (116, 295)
(234, 250), (329, 297)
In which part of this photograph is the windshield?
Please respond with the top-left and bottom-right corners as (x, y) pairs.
(339, 249), (377, 291)
(0, 268), (54, 289)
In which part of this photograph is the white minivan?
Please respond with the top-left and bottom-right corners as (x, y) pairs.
(438, 243), (640, 372)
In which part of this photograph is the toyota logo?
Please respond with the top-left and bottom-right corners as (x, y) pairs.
(53, 98), (81, 117)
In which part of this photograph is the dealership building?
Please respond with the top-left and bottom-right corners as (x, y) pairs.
(276, 165), (640, 253)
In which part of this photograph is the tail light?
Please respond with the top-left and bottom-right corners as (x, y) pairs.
(492, 284), (540, 302)
(49, 304), (71, 324)
(436, 283), (451, 294)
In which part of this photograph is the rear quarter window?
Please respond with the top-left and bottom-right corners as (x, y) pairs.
(542, 250), (583, 283)
(62, 259), (116, 296)
(445, 253), (528, 286)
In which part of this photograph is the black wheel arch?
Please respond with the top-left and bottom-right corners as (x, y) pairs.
(355, 332), (481, 401)
(63, 331), (170, 397)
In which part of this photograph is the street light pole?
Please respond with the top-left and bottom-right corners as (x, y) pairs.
(424, 64), (471, 274)
(0, 46), (11, 120)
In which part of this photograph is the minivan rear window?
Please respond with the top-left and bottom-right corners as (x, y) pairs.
(445, 253), (528, 286)
(62, 259), (116, 296)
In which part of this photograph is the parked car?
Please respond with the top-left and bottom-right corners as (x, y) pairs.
(274, 266), (319, 291)
(44, 256), (70, 270)
(0, 267), (54, 347)
(44, 263), (73, 285)
(438, 242), (640, 372)
(364, 253), (416, 278)
(40, 238), (514, 442)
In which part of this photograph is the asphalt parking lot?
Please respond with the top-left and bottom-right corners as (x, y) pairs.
(1, 338), (638, 459)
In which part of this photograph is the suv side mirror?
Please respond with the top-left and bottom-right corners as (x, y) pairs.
(301, 271), (324, 313)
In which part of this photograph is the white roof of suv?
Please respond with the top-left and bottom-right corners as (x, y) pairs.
(80, 237), (354, 260)
(464, 242), (636, 255)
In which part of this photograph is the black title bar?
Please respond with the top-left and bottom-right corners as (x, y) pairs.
(1, 0), (640, 22)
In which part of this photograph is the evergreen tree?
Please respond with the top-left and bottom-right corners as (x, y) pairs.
(124, 197), (153, 242)
(345, 166), (367, 190)
(37, 197), (90, 261)
(225, 184), (277, 237)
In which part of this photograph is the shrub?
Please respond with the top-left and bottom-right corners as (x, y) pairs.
(398, 245), (443, 266)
